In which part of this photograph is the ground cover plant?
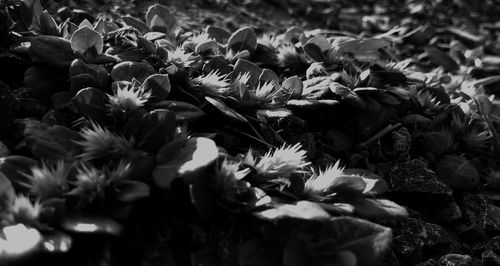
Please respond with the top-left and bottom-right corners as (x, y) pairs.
(1, 0), (500, 265)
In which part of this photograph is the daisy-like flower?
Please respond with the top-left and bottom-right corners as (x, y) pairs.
(9, 195), (42, 227)
(464, 122), (493, 153)
(182, 32), (213, 52)
(190, 70), (231, 96)
(106, 82), (151, 114)
(243, 143), (310, 179)
(22, 160), (69, 200)
(258, 34), (279, 50)
(167, 47), (196, 68)
(277, 44), (308, 68)
(417, 90), (446, 114)
(303, 161), (366, 201)
(68, 164), (108, 205)
(107, 160), (132, 182)
(213, 159), (252, 212)
(76, 121), (134, 161)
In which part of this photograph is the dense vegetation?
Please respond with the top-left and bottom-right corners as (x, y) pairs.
(1, 0), (500, 265)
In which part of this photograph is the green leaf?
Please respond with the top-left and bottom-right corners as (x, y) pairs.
(206, 25), (230, 43)
(0, 155), (38, 192)
(254, 201), (330, 221)
(424, 48), (459, 72)
(0, 171), (15, 216)
(20, 0), (42, 32)
(329, 82), (367, 109)
(25, 125), (81, 160)
(205, 96), (249, 124)
(153, 137), (218, 188)
(145, 4), (176, 33)
(111, 61), (156, 83)
(227, 27), (258, 55)
(152, 100), (205, 122)
(232, 58), (262, 89)
(303, 42), (325, 62)
(70, 26), (103, 55)
(0, 224), (42, 263)
(282, 76), (303, 98)
(113, 180), (150, 202)
(122, 15), (150, 33)
(29, 35), (76, 67)
(137, 109), (177, 153)
(349, 198), (409, 220)
(61, 215), (123, 236)
(142, 74), (170, 102)
(238, 239), (281, 266)
(39, 10), (59, 36)
(334, 38), (391, 62)
(73, 87), (108, 121)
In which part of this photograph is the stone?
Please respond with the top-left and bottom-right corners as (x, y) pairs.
(439, 254), (473, 266)
(482, 250), (500, 266)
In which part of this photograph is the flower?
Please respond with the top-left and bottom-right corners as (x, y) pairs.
(213, 159), (253, 211)
(106, 82), (151, 113)
(243, 143), (310, 180)
(9, 195), (42, 227)
(190, 70), (230, 96)
(167, 47), (196, 68)
(23, 160), (69, 200)
(303, 161), (367, 201)
(68, 164), (108, 205)
(76, 121), (134, 161)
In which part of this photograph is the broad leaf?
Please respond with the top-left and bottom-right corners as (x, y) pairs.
(111, 61), (156, 83)
(70, 26), (103, 55)
(227, 27), (258, 55)
(142, 74), (170, 101)
(29, 35), (76, 67)
(152, 100), (205, 122)
(137, 109), (177, 153)
(73, 87), (107, 121)
(145, 4), (176, 33)
(0, 172), (15, 216)
(282, 76), (303, 98)
(0, 155), (38, 192)
(254, 201), (330, 221)
(153, 137), (218, 188)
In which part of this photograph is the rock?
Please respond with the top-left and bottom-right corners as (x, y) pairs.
(464, 194), (500, 235)
(387, 160), (454, 207)
(439, 254), (473, 266)
(433, 155), (480, 191)
(302, 76), (335, 100)
(393, 232), (424, 260)
(482, 250), (500, 266)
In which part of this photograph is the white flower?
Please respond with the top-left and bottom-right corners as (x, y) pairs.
(243, 143), (309, 178)
(68, 164), (107, 204)
(191, 70), (230, 95)
(76, 121), (134, 161)
(106, 82), (151, 113)
(10, 195), (42, 226)
(168, 47), (195, 68)
(23, 160), (69, 200)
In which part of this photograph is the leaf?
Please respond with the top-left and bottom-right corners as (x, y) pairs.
(20, 0), (42, 32)
(113, 180), (150, 202)
(122, 15), (150, 33)
(253, 201), (330, 221)
(137, 109), (177, 153)
(0, 155), (38, 192)
(70, 26), (103, 55)
(424, 48), (459, 72)
(40, 231), (72, 253)
(306, 36), (330, 52)
(206, 25), (230, 43)
(152, 100), (205, 122)
(205, 96), (249, 124)
(145, 4), (176, 33)
(195, 40), (218, 54)
(283, 26), (304, 44)
(203, 55), (232, 75)
(111, 61), (156, 83)
(232, 58), (262, 89)
(153, 137), (218, 188)
(73, 87), (108, 121)
(282, 76), (303, 98)
(142, 74), (170, 101)
(0, 224), (42, 263)
(25, 125), (81, 160)
(61, 215), (123, 236)
(343, 168), (388, 195)
(227, 27), (258, 55)
(0, 172), (15, 216)
(238, 239), (281, 266)
(39, 10), (59, 36)
(349, 198), (409, 220)
(303, 42), (325, 62)
(334, 38), (391, 62)
(29, 35), (76, 67)
(321, 217), (392, 265)
(256, 108), (293, 119)
(329, 82), (367, 109)
(259, 69), (280, 90)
